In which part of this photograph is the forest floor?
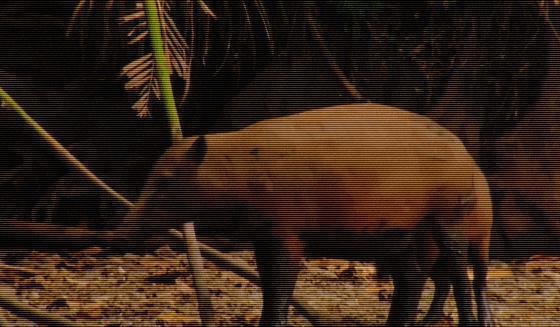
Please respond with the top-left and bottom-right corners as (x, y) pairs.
(0, 247), (559, 326)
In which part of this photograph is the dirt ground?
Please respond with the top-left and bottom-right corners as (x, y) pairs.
(0, 247), (559, 326)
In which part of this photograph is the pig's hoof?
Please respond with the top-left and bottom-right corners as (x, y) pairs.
(417, 311), (444, 326)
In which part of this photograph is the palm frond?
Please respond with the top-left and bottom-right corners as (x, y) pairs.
(119, 0), (191, 117)
(66, 0), (95, 46)
(67, 0), (286, 116)
(197, 0), (217, 19)
(254, 0), (275, 54)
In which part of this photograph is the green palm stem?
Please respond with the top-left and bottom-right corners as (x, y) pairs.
(143, 1), (215, 326)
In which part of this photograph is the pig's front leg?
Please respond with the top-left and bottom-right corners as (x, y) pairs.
(254, 235), (303, 327)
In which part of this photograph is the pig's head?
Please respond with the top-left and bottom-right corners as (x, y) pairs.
(110, 136), (211, 247)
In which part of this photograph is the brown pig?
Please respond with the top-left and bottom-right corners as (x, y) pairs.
(103, 103), (493, 327)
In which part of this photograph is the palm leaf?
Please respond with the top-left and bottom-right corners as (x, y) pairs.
(119, 0), (192, 117)
(66, 0), (286, 116)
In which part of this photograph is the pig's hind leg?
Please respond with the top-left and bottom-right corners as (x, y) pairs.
(385, 248), (428, 327)
(418, 258), (451, 326)
(471, 243), (493, 327)
(433, 214), (478, 327)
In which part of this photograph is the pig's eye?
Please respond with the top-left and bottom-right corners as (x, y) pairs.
(154, 174), (174, 188)
(154, 191), (169, 202)
(161, 170), (175, 179)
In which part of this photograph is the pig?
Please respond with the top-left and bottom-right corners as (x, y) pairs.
(101, 103), (493, 327)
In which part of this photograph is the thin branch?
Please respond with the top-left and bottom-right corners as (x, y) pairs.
(543, 1), (560, 45)
(0, 286), (81, 327)
(0, 264), (36, 276)
(304, 5), (367, 103)
(0, 88), (134, 209)
(180, 224), (215, 327)
(169, 230), (330, 326)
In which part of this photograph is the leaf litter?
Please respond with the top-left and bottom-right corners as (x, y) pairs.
(0, 248), (558, 326)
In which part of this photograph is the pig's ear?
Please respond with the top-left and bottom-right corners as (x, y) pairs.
(186, 135), (207, 166)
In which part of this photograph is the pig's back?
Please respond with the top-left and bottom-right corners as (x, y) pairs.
(207, 103), (480, 232)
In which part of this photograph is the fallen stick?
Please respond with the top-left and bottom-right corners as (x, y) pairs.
(0, 264), (36, 276)
(171, 229), (330, 326)
(0, 286), (81, 327)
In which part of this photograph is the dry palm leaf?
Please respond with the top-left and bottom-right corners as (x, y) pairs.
(119, 0), (193, 117)
(66, 0), (94, 41)
(67, 0), (280, 116)
(67, 0), (124, 66)
(254, 0), (274, 53)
